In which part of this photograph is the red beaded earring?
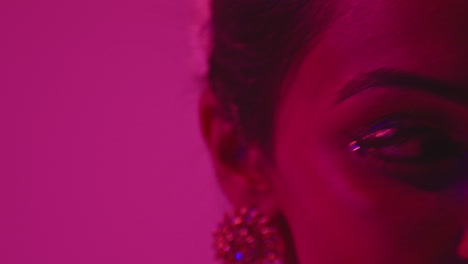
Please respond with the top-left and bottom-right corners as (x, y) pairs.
(213, 207), (283, 264)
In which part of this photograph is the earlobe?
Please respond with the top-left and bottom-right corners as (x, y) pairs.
(199, 89), (246, 174)
(199, 89), (275, 210)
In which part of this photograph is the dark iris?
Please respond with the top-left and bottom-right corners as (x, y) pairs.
(350, 116), (466, 191)
(351, 116), (463, 163)
(355, 126), (462, 163)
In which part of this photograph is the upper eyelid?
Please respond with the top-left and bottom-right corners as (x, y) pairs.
(355, 115), (423, 138)
(361, 112), (450, 133)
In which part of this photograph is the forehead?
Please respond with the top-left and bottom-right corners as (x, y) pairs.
(329, 0), (468, 43)
(317, 0), (468, 84)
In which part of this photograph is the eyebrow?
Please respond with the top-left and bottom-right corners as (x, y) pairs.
(335, 69), (468, 104)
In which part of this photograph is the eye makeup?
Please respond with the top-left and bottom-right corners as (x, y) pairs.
(324, 79), (468, 192)
(349, 115), (463, 162)
(347, 114), (467, 191)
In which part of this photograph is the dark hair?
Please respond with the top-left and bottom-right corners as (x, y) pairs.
(207, 0), (334, 152)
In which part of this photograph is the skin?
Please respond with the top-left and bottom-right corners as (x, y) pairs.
(200, 0), (468, 263)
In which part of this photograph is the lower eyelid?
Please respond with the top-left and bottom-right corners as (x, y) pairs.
(348, 150), (464, 192)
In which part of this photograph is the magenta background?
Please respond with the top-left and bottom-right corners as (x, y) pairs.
(0, 1), (225, 263)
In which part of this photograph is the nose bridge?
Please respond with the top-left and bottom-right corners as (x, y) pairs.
(455, 181), (468, 224)
(453, 180), (468, 259)
(458, 229), (468, 259)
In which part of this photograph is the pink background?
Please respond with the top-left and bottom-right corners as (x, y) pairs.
(0, 1), (225, 263)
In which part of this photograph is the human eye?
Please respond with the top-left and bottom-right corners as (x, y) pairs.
(349, 116), (462, 163)
(348, 115), (467, 191)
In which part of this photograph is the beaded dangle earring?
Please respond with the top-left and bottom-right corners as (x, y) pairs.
(213, 207), (283, 264)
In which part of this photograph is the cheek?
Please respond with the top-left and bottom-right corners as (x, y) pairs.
(273, 92), (385, 261)
(272, 91), (462, 262)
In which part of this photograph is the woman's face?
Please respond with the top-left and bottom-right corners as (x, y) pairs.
(271, 0), (468, 263)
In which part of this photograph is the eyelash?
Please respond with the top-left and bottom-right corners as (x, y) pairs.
(350, 126), (462, 163)
(347, 116), (467, 191)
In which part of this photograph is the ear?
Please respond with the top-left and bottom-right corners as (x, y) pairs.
(199, 89), (278, 215)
